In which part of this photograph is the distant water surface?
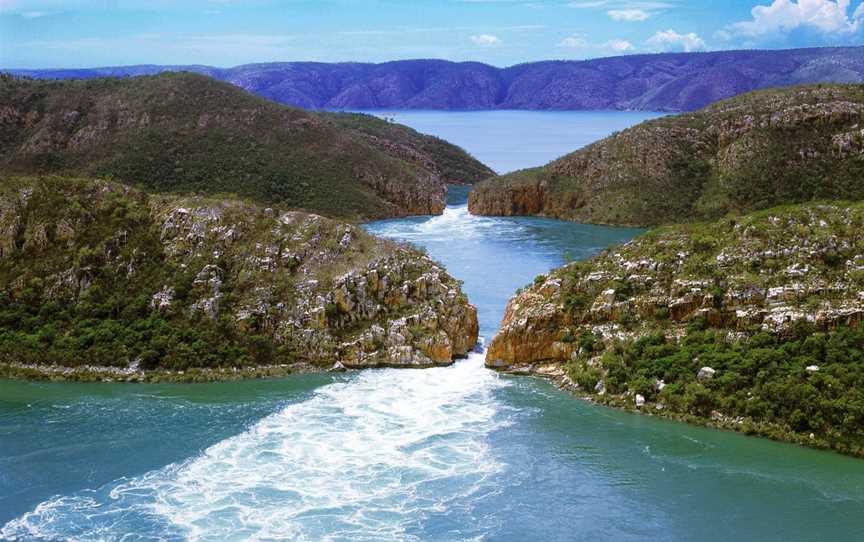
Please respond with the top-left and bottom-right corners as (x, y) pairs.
(362, 110), (664, 173)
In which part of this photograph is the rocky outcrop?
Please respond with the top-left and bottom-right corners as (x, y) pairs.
(470, 84), (864, 227)
(0, 176), (478, 376)
(0, 73), (489, 221)
(467, 178), (546, 217)
(12, 46), (864, 112)
(355, 169), (446, 217)
(486, 279), (573, 369)
(487, 202), (864, 369)
(485, 202), (864, 456)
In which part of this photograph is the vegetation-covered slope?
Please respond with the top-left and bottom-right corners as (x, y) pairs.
(0, 73), (489, 220)
(486, 202), (864, 456)
(318, 112), (494, 184)
(0, 176), (478, 381)
(469, 84), (864, 226)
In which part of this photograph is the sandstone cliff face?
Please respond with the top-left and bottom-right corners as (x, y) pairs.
(467, 178), (546, 218)
(469, 85), (864, 227)
(355, 169), (446, 217)
(0, 176), (478, 376)
(486, 203), (864, 369)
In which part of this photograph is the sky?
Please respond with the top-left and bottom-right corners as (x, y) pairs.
(1, 0), (863, 69)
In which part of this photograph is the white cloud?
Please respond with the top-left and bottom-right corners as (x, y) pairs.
(21, 33), (298, 60)
(558, 34), (634, 54)
(626, 1), (674, 6)
(20, 10), (56, 18)
(470, 34), (502, 46)
(559, 35), (589, 48)
(569, 1), (607, 7)
(608, 8), (650, 21)
(569, 1), (674, 8)
(725, 0), (863, 39)
(646, 29), (706, 52)
(602, 38), (634, 51)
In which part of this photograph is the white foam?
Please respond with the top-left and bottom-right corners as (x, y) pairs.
(369, 204), (530, 244)
(2, 353), (510, 542)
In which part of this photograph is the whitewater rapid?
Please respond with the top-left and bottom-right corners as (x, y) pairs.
(2, 354), (511, 541)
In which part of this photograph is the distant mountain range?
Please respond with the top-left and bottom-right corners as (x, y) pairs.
(7, 47), (864, 112)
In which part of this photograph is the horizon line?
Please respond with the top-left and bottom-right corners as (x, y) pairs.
(4, 44), (862, 73)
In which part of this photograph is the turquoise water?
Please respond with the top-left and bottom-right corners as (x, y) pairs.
(365, 110), (664, 173)
(3, 112), (864, 541)
(367, 185), (642, 339)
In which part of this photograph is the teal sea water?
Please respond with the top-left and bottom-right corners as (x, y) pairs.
(3, 111), (864, 541)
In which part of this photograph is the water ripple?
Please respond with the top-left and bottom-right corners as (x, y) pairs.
(2, 354), (510, 542)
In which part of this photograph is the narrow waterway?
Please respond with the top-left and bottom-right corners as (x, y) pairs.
(3, 112), (864, 541)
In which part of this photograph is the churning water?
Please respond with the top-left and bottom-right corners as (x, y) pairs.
(2, 355), (508, 541)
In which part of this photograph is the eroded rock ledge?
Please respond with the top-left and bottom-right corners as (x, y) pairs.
(0, 176), (478, 379)
(486, 202), (864, 456)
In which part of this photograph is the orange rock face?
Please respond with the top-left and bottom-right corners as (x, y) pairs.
(467, 181), (546, 217)
(485, 287), (575, 369)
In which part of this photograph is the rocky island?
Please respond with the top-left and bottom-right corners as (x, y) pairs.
(0, 176), (478, 381)
(470, 82), (864, 456)
(486, 202), (864, 457)
(0, 72), (492, 221)
(469, 84), (864, 227)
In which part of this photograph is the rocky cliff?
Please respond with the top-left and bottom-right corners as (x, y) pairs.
(0, 176), (478, 381)
(469, 84), (864, 227)
(486, 203), (864, 456)
(11, 47), (864, 112)
(0, 73), (490, 220)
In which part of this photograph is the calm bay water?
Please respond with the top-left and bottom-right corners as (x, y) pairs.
(3, 111), (864, 541)
(366, 110), (663, 173)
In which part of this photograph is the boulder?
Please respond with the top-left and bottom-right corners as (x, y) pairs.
(697, 366), (716, 381)
(594, 379), (606, 395)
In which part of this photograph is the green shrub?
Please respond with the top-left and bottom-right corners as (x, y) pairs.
(577, 323), (864, 452)
(569, 364), (603, 391)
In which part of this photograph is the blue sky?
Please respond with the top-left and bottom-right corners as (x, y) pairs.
(1, 0), (863, 68)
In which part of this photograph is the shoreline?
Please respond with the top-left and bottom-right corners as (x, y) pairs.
(494, 362), (863, 460)
(0, 362), (322, 384)
(0, 357), (467, 384)
(7, 351), (860, 459)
